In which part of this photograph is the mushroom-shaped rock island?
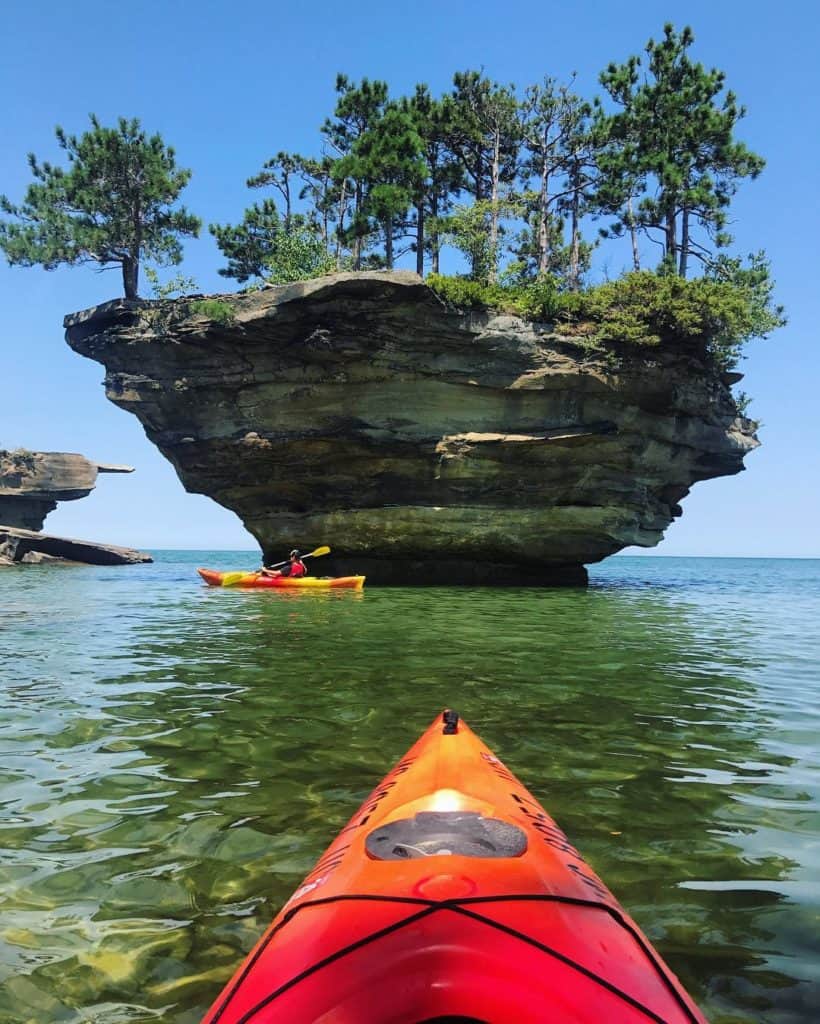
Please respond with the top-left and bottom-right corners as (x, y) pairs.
(64, 271), (758, 584)
(0, 450), (151, 566)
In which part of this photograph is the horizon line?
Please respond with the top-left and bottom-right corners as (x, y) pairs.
(142, 549), (820, 560)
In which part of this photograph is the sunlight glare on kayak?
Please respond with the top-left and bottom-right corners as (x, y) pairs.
(429, 788), (465, 812)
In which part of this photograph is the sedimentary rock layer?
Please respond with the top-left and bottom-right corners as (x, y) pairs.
(0, 526), (151, 566)
(0, 450), (133, 531)
(64, 272), (758, 584)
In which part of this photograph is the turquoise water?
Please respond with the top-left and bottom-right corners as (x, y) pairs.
(0, 554), (818, 1023)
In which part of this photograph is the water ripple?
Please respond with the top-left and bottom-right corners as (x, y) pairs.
(1, 553), (819, 1022)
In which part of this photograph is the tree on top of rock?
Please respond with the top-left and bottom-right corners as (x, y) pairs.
(449, 71), (521, 283)
(597, 24), (764, 276)
(0, 116), (200, 299)
(340, 105), (426, 269)
(210, 199), (282, 282)
(322, 75), (390, 269)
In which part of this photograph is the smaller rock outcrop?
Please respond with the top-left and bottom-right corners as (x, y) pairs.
(0, 527), (152, 566)
(0, 450), (151, 566)
(0, 450), (133, 530)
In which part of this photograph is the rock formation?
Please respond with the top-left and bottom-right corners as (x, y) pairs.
(0, 450), (151, 566)
(0, 450), (133, 530)
(0, 526), (152, 566)
(64, 272), (758, 584)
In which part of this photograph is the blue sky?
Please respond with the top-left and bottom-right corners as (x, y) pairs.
(1, 0), (818, 555)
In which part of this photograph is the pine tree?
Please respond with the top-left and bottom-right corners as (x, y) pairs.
(294, 156), (349, 265)
(209, 199), (281, 282)
(598, 24), (764, 276)
(346, 107), (425, 268)
(449, 72), (521, 282)
(554, 98), (597, 290)
(247, 151), (303, 230)
(519, 77), (598, 284)
(405, 86), (464, 275)
(322, 75), (389, 269)
(0, 116), (199, 299)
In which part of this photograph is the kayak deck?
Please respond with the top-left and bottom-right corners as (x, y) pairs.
(202, 710), (706, 1023)
(197, 568), (365, 589)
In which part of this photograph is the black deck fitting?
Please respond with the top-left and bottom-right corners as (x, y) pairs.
(442, 709), (459, 734)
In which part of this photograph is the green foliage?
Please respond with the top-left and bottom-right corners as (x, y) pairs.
(0, 115), (200, 298)
(141, 268), (235, 327)
(706, 250), (786, 366)
(597, 24), (764, 276)
(143, 266), (198, 300)
(188, 299), (236, 325)
(427, 268), (783, 370)
(449, 71), (520, 203)
(404, 85), (464, 273)
(264, 225), (335, 284)
(337, 105), (426, 267)
(211, 195), (340, 286)
(438, 198), (521, 284)
(437, 202), (495, 283)
(210, 200), (282, 283)
(427, 272), (562, 320)
(323, 75), (390, 268)
(247, 151), (303, 228)
(572, 273), (742, 347)
(734, 390), (753, 417)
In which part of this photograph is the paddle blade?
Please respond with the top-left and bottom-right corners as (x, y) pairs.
(220, 571), (257, 587)
(307, 545), (330, 558)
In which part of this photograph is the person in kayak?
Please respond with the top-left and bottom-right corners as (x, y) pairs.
(261, 549), (308, 578)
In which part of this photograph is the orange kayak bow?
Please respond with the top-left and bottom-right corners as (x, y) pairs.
(202, 710), (707, 1023)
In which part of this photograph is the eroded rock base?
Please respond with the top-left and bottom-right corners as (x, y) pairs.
(322, 556), (587, 586)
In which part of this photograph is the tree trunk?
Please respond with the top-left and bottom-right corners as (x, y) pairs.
(627, 196), (640, 271)
(416, 201), (425, 277)
(353, 181), (363, 270)
(336, 180), (348, 270)
(569, 172), (580, 292)
(431, 192), (440, 274)
(488, 129), (500, 285)
(283, 178), (292, 233)
(665, 207), (677, 268)
(385, 218), (393, 269)
(538, 154), (550, 277)
(678, 206), (689, 277)
(569, 158), (581, 292)
(122, 256), (138, 300)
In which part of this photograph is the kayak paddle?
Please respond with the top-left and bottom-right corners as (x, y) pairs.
(220, 545), (331, 587)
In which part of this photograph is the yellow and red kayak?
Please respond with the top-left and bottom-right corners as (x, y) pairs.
(197, 568), (365, 589)
(202, 710), (706, 1023)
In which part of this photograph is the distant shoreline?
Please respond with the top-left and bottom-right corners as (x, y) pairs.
(139, 550), (820, 561)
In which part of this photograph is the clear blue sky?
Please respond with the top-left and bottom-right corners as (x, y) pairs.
(1, 0), (818, 555)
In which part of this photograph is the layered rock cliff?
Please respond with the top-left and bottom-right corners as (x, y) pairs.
(64, 272), (758, 584)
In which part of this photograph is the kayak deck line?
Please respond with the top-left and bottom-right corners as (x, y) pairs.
(201, 710), (708, 1024)
(214, 895), (697, 1024)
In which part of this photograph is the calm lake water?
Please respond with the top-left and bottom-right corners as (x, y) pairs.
(1, 554), (818, 1023)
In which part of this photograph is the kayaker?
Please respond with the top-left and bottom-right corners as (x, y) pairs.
(261, 549), (308, 578)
